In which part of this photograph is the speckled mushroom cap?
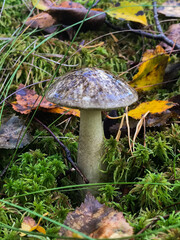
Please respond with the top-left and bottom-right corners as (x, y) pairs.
(45, 68), (138, 110)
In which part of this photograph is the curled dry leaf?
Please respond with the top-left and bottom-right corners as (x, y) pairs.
(59, 193), (133, 238)
(11, 84), (80, 117)
(157, 0), (180, 18)
(130, 45), (169, 91)
(160, 23), (180, 52)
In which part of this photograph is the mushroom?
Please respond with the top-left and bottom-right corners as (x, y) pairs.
(45, 68), (138, 183)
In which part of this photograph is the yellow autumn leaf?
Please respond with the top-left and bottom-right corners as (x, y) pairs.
(32, 0), (55, 10)
(128, 100), (175, 119)
(130, 45), (169, 91)
(36, 225), (46, 234)
(20, 213), (48, 236)
(106, 1), (147, 26)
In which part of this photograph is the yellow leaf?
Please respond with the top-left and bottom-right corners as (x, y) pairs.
(106, 1), (148, 26)
(32, 0), (55, 10)
(130, 45), (169, 91)
(128, 100), (175, 119)
(20, 213), (48, 236)
(36, 225), (46, 234)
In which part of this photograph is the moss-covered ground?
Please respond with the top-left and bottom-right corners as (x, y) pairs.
(0, 0), (180, 239)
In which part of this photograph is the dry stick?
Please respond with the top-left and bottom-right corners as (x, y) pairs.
(125, 107), (132, 155)
(34, 117), (89, 184)
(131, 111), (150, 151)
(115, 113), (126, 141)
(105, 1), (180, 51)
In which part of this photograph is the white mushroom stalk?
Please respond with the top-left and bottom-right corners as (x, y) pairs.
(77, 110), (104, 183)
(45, 68), (138, 184)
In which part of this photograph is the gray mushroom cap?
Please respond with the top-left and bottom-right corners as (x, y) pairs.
(45, 68), (138, 110)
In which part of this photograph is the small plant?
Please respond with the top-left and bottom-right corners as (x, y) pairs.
(130, 171), (173, 209)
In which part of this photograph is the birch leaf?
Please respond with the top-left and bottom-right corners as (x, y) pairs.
(130, 45), (169, 91)
(128, 100), (176, 119)
(106, 1), (147, 25)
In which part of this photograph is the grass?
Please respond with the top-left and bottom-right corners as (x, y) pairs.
(0, 0), (180, 239)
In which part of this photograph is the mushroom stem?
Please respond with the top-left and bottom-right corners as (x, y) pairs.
(77, 109), (104, 183)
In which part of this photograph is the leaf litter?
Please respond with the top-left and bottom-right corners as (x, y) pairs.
(11, 84), (80, 117)
(59, 193), (133, 239)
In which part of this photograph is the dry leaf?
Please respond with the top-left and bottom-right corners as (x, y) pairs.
(160, 23), (180, 52)
(11, 84), (80, 117)
(106, 1), (148, 26)
(59, 193), (133, 238)
(29, 1), (106, 32)
(20, 216), (46, 236)
(25, 12), (56, 29)
(0, 115), (32, 149)
(128, 100), (176, 119)
(130, 45), (169, 91)
(157, 0), (180, 18)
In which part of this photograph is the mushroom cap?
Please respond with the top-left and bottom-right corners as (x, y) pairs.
(45, 68), (138, 110)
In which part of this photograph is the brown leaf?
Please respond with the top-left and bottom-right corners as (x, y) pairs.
(25, 12), (56, 29)
(26, 1), (105, 34)
(157, 0), (180, 17)
(59, 193), (133, 238)
(11, 84), (80, 117)
(160, 23), (180, 52)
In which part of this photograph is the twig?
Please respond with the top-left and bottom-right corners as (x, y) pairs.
(105, 1), (180, 51)
(153, 0), (163, 34)
(34, 117), (89, 184)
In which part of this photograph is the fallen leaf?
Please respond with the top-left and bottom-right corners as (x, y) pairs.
(106, 1), (148, 26)
(20, 217), (36, 236)
(0, 115), (32, 149)
(25, 12), (56, 29)
(32, 0), (55, 11)
(130, 45), (169, 91)
(157, 0), (180, 18)
(160, 23), (180, 52)
(43, 106), (80, 117)
(146, 110), (173, 127)
(59, 193), (133, 238)
(11, 84), (80, 117)
(20, 213), (48, 236)
(28, 0), (106, 32)
(128, 100), (176, 119)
